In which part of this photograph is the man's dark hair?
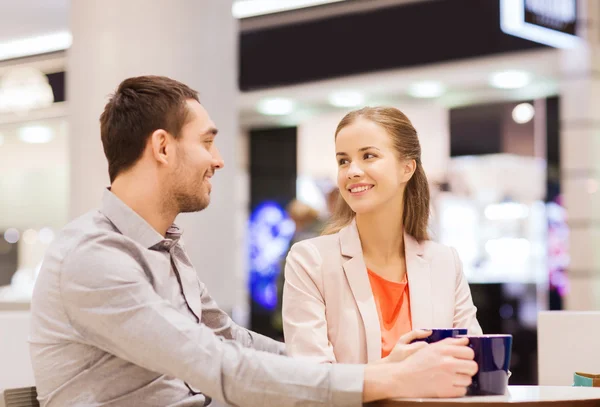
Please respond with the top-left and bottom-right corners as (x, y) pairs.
(100, 75), (199, 182)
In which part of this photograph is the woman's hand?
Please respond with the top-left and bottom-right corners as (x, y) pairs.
(380, 329), (432, 364)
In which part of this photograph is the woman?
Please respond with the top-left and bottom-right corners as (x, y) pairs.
(282, 106), (482, 364)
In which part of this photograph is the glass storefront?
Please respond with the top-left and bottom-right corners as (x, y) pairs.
(0, 114), (68, 300)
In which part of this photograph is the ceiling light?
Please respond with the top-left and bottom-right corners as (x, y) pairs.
(232, 0), (345, 19)
(0, 31), (72, 61)
(257, 98), (295, 116)
(38, 227), (55, 245)
(512, 103), (535, 124)
(0, 67), (55, 113)
(328, 91), (365, 108)
(18, 126), (54, 144)
(489, 70), (531, 89)
(407, 81), (445, 98)
(22, 229), (38, 245)
(4, 228), (20, 244)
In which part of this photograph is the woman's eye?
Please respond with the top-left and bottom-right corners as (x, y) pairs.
(338, 158), (349, 166)
(364, 153), (375, 159)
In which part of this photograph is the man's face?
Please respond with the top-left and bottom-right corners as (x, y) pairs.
(168, 100), (224, 213)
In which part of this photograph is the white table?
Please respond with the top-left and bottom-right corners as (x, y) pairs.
(370, 386), (600, 406)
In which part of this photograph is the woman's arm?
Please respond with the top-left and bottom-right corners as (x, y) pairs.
(282, 241), (337, 363)
(451, 247), (483, 335)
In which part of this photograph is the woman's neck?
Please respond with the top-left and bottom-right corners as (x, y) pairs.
(355, 200), (405, 263)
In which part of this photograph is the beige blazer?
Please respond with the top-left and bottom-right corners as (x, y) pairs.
(282, 220), (482, 364)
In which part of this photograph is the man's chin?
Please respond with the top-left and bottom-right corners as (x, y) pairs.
(178, 198), (210, 213)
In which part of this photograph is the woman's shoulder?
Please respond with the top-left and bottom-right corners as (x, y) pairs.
(289, 232), (340, 257)
(287, 232), (346, 273)
(419, 239), (461, 270)
(420, 239), (454, 254)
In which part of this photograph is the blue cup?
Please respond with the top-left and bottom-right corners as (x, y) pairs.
(412, 328), (468, 344)
(459, 334), (512, 396)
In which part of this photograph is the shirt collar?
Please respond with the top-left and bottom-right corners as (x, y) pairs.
(100, 188), (182, 249)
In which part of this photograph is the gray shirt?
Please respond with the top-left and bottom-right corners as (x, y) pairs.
(29, 190), (364, 407)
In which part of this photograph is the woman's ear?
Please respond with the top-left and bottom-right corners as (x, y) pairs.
(401, 159), (417, 183)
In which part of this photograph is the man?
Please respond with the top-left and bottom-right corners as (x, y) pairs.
(29, 76), (477, 406)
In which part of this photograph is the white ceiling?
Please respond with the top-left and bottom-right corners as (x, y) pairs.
(0, 0), (68, 43)
(0, 0), (360, 44)
(0, 0), (429, 44)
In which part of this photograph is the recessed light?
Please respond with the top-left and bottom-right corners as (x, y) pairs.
(407, 81), (445, 98)
(489, 70), (531, 89)
(512, 103), (535, 124)
(22, 229), (38, 245)
(38, 227), (55, 244)
(328, 91), (365, 108)
(4, 228), (19, 244)
(257, 98), (295, 116)
(18, 126), (54, 144)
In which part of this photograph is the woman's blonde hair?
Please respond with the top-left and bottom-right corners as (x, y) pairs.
(322, 106), (430, 241)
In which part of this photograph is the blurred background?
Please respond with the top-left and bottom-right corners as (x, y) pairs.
(1, 0), (598, 387)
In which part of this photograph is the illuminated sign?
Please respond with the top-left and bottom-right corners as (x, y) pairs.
(248, 201), (295, 310)
(500, 0), (580, 48)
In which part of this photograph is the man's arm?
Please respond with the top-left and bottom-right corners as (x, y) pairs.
(198, 279), (286, 355)
(60, 241), (362, 407)
(363, 338), (478, 401)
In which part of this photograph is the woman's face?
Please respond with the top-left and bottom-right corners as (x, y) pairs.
(335, 117), (414, 215)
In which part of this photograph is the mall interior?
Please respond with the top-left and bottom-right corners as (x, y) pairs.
(1, 0), (600, 404)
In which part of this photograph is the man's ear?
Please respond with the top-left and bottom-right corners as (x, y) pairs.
(149, 129), (170, 165)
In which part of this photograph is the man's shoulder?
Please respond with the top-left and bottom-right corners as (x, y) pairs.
(55, 210), (116, 248)
(43, 209), (141, 276)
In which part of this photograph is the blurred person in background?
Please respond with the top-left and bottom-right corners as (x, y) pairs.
(273, 188), (340, 337)
(283, 106), (482, 364)
(326, 186), (341, 216)
(273, 199), (323, 337)
(287, 199), (325, 244)
(29, 78), (477, 407)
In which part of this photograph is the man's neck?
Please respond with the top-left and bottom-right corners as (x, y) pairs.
(110, 176), (177, 237)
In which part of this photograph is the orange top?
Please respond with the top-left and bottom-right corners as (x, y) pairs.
(367, 269), (412, 358)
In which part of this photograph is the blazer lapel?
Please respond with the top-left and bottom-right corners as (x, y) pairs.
(404, 232), (433, 330)
(339, 221), (382, 362)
